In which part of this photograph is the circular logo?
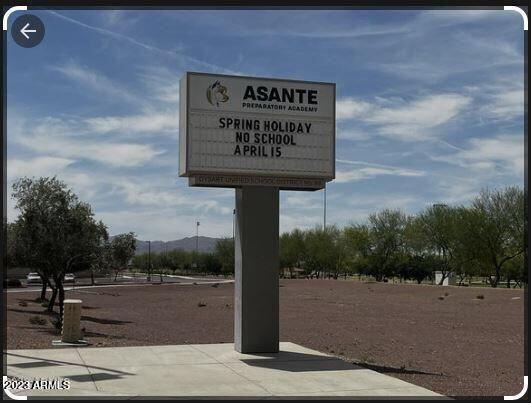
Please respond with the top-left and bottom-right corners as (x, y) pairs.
(206, 81), (229, 107)
(11, 14), (45, 48)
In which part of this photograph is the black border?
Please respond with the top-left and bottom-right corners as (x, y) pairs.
(1, 3), (528, 401)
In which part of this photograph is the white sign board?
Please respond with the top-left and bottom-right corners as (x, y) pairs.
(179, 72), (335, 190)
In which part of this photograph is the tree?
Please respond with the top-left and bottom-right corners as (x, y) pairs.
(280, 229), (306, 278)
(366, 209), (408, 281)
(343, 224), (372, 279)
(89, 222), (110, 285)
(303, 226), (340, 279)
(215, 238), (234, 275)
(11, 177), (105, 321)
(462, 187), (525, 287)
(414, 204), (459, 285)
(7, 214), (53, 301)
(200, 253), (222, 275)
(109, 233), (136, 281)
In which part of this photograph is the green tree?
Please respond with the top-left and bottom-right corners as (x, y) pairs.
(414, 204), (459, 285)
(343, 224), (372, 279)
(11, 177), (105, 320)
(109, 232), (137, 281)
(88, 222), (110, 286)
(367, 209), (408, 281)
(303, 226), (340, 279)
(462, 187), (525, 287)
(215, 237), (234, 275)
(280, 229), (306, 278)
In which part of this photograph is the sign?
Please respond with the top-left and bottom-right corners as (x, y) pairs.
(179, 72), (335, 190)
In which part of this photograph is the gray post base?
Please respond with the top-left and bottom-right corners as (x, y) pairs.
(234, 186), (279, 353)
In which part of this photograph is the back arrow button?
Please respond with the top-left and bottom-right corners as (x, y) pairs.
(20, 22), (37, 39)
(11, 14), (45, 48)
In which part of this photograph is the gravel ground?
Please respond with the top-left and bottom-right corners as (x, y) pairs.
(6, 279), (525, 398)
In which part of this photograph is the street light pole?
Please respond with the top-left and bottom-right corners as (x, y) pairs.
(323, 184), (327, 230)
(233, 208), (236, 239)
(196, 220), (200, 254)
(147, 240), (151, 282)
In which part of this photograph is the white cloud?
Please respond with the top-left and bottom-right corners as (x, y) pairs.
(336, 128), (371, 141)
(431, 134), (524, 177)
(7, 156), (75, 181)
(336, 94), (471, 141)
(96, 208), (233, 240)
(17, 132), (162, 168)
(84, 113), (179, 135)
(136, 65), (182, 104)
(336, 166), (425, 183)
(51, 60), (139, 105)
(11, 114), (165, 168)
(284, 193), (323, 209)
(48, 11), (242, 76)
(336, 98), (373, 120)
(481, 89), (524, 121)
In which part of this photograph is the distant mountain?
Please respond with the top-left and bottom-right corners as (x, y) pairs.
(134, 236), (221, 255)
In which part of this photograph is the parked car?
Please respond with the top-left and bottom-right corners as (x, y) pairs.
(64, 273), (75, 283)
(26, 272), (42, 284)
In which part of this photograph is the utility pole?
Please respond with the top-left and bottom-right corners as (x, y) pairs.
(232, 208), (236, 239)
(196, 221), (200, 254)
(147, 240), (151, 282)
(323, 185), (327, 230)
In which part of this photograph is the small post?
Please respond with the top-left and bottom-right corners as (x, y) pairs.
(62, 299), (82, 343)
(234, 186), (279, 353)
(53, 299), (88, 346)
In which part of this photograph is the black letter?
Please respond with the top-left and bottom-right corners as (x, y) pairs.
(282, 88), (294, 103)
(257, 86), (268, 101)
(243, 86), (256, 100)
(308, 90), (318, 104)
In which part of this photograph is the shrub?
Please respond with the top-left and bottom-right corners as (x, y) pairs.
(51, 316), (62, 329)
(476, 294), (484, 300)
(197, 301), (207, 307)
(18, 301), (28, 307)
(438, 296), (445, 300)
(29, 316), (47, 326)
(5, 279), (22, 287)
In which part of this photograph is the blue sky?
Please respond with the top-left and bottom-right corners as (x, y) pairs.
(6, 9), (525, 241)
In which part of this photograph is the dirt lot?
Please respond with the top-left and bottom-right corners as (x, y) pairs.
(6, 279), (525, 397)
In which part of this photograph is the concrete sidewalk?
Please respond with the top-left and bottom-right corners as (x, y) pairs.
(5, 342), (442, 398)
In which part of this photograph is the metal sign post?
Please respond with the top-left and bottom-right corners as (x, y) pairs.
(234, 186), (279, 353)
(179, 71), (335, 353)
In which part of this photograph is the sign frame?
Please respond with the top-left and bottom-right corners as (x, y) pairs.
(179, 71), (336, 190)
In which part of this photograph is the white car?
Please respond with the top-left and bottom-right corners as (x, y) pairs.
(64, 273), (75, 283)
(26, 272), (42, 284)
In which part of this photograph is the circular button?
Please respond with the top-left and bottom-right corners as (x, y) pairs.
(11, 14), (45, 48)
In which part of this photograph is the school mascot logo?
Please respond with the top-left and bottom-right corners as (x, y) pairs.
(206, 80), (229, 107)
